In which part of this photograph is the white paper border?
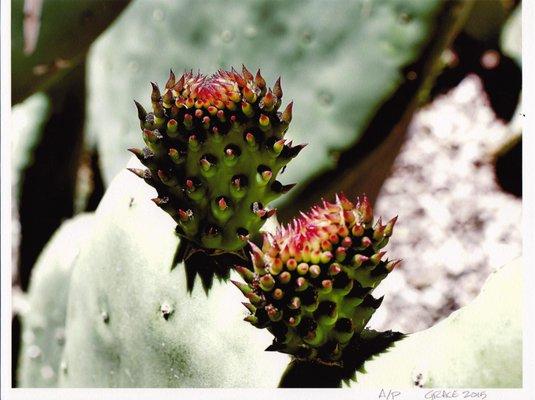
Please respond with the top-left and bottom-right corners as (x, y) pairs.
(1, 1), (534, 399)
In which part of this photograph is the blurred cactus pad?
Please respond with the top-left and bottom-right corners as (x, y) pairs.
(87, 0), (469, 213)
(11, 0), (130, 104)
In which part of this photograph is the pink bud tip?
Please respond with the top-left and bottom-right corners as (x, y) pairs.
(322, 280), (332, 289)
(218, 197), (228, 210)
(261, 170), (273, 181)
(246, 132), (255, 143)
(178, 209), (190, 222)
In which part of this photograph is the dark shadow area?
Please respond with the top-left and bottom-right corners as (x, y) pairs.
(12, 315), (21, 387)
(495, 136), (522, 197)
(84, 149), (106, 212)
(431, 32), (521, 122)
(17, 63), (86, 292)
(172, 237), (249, 293)
(279, 330), (405, 388)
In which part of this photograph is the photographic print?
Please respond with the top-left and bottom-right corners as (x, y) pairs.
(2, 0), (531, 398)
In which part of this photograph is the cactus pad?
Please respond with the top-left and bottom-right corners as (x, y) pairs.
(234, 194), (399, 364)
(130, 67), (301, 253)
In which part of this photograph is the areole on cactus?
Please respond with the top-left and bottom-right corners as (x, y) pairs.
(234, 193), (399, 364)
(129, 66), (303, 254)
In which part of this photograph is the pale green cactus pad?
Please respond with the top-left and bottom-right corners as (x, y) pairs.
(348, 257), (522, 388)
(53, 163), (289, 387)
(18, 213), (95, 387)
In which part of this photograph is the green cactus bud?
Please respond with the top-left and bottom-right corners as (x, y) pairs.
(234, 193), (400, 364)
(130, 68), (301, 254)
(130, 68), (303, 290)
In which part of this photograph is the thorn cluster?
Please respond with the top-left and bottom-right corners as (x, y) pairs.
(129, 67), (304, 251)
(234, 194), (400, 364)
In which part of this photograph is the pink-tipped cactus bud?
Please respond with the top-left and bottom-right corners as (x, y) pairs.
(232, 194), (399, 364)
(131, 67), (304, 255)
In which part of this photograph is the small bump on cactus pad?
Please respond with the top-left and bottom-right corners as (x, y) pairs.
(129, 67), (303, 252)
(234, 194), (400, 364)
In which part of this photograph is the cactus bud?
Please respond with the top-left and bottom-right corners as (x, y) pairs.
(233, 194), (399, 364)
(130, 67), (300, 258)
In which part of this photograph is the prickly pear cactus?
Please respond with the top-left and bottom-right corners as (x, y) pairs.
(347, 257), (522, 388)
(130, 68), (300, 252)
(87, 0), (447, 196)
(18, 213), (95, 387)
(501, 4), (521, 67)
(11, 0), (130, 104)
(11, 93), (50, 200)
(57, 163), (289, 387)
(234, 194), (398, 364)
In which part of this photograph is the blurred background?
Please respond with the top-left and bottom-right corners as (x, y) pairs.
(11, 0), (522, 387)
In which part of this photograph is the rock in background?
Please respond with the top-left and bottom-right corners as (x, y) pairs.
(370, 75), (522, 333)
